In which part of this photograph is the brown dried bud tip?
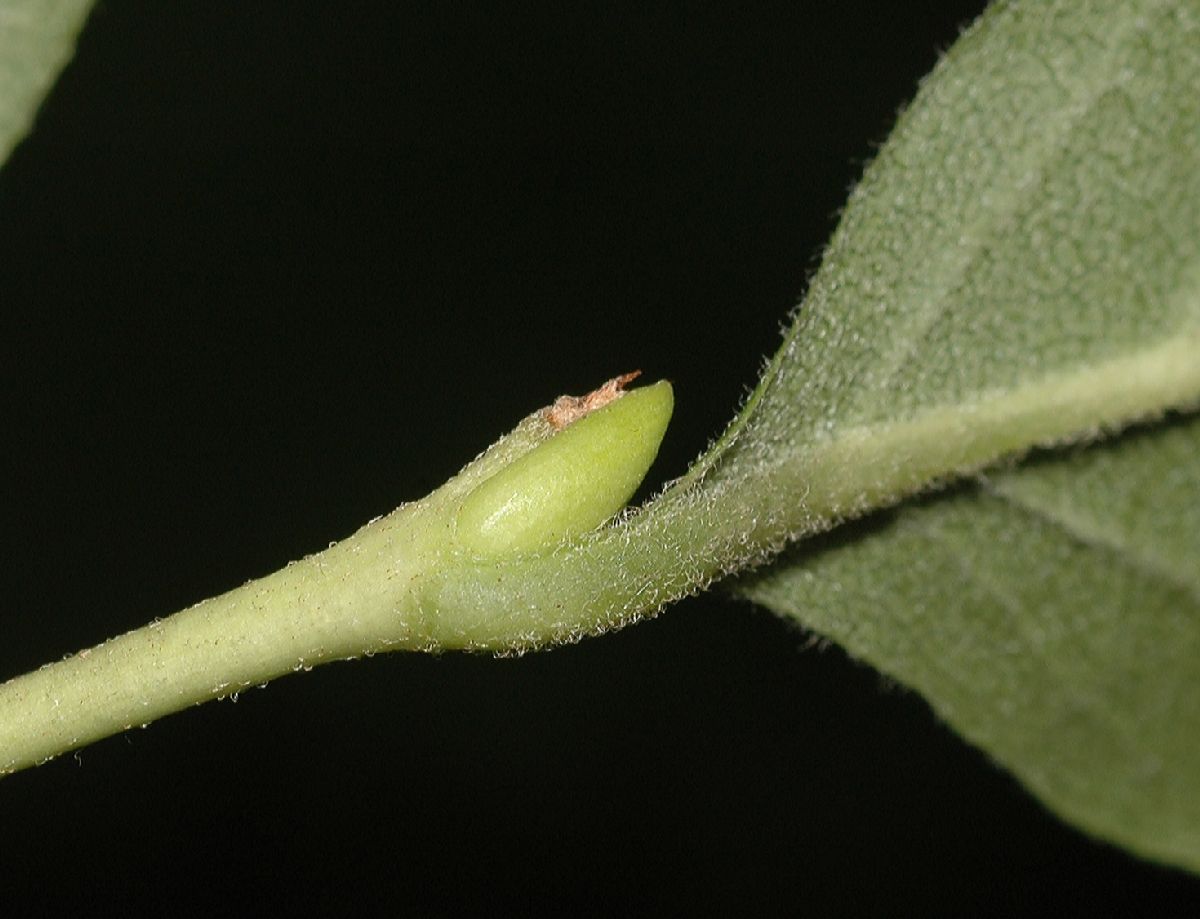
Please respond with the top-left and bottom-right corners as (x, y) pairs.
(544, 370), (642, 431)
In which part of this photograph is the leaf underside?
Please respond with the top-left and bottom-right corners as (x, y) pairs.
(740, 413), (1200, 871)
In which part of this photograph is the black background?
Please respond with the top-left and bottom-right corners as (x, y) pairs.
(2, 1), (1198, 914)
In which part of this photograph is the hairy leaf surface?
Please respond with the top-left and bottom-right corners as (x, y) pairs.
(741, 415), (1200, 870)
(722, 0), (1200, 869)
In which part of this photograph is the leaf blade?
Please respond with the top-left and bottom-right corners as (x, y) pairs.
(723, 0), (1200, 473)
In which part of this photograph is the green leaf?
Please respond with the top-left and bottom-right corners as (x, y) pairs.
(0, 0), (95, 168)
(711, 0), (1200, 495)
(723, 0), (1200, 871)
(739, 413), (1200, 871)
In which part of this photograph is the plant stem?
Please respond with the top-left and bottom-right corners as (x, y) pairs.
(0, 380), (674, 775)
(0, 501), (434, 775)
(1, 333), (1197, 774)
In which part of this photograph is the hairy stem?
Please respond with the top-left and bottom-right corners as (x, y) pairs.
(0, 380), (673, 775)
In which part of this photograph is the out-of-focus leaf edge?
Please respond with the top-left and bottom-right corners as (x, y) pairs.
(0, 0), (96, 169)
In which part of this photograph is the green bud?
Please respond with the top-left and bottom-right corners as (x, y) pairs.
(456, 379), (674, 556)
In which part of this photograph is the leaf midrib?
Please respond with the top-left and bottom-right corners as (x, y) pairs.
(743, 329), (1200, 542)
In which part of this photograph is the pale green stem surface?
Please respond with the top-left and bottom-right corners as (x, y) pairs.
(0, 383), (674, 774)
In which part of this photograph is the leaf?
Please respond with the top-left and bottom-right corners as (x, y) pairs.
(0, 0), (94, 168)
(724, 0), (1200, 871)
(739, 413), (1200, 871)
(708, 0), (1200, 495)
